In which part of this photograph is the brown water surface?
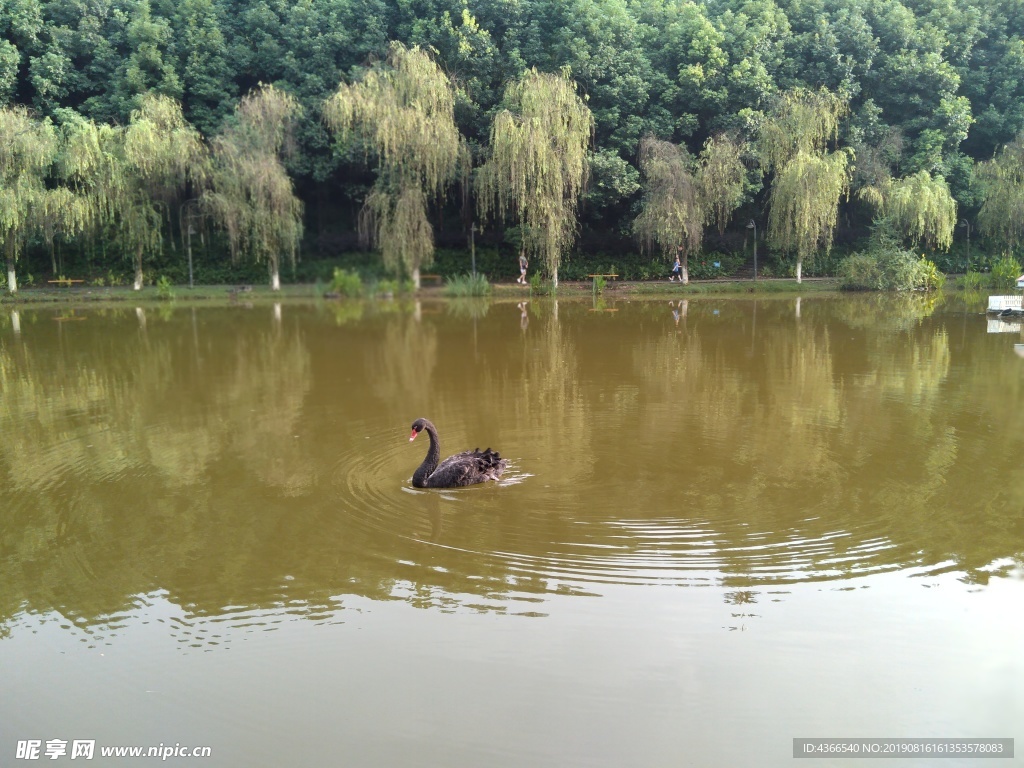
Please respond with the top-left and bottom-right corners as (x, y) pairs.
(1, 294), (1022, 766)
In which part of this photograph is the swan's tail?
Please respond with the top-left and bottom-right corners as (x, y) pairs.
(478, 448), (507, 479)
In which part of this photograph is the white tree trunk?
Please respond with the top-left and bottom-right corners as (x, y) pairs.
(795, 259), (803, 284)
(11, 310), (21, 335)
(681, 259), (689, 285)
(270, 261), (281, 291)
(133, 244), (145, 290)
(4, 237), (16, 295)
(552, 265), (558, 290)
(412, 266), (420, 291)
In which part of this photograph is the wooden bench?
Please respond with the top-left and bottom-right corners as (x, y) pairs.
(420, 274), (444, 286)
(587, 273), (618, 292)
(48, 278), (84, 287)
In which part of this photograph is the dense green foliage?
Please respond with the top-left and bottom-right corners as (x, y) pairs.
(329, 266), (362, 297)
(839, 238), (944, 292)
(5, 0), (1024, 286)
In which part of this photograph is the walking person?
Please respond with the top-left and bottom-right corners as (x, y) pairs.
(669, 251), (682, 282)
(517, 252), (529, 284)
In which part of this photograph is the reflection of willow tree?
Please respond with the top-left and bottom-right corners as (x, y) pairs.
(623, 298), (1022, 584)
(0, 312), (312, 494)
(367, 308), (439, 409)
(515, 306), (592, 487)
(4, 301), (1024, 636)
(634, 305), (844, 526)
(215, 326), (314, 495)
(0, 309), (317, 631)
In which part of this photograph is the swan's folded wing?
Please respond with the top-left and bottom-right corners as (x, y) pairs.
(431, 449), (506, 487)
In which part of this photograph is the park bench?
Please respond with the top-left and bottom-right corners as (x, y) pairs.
(47, 278), (84, 287)
(420, 274), (443, 286)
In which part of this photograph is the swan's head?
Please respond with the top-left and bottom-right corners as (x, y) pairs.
(410, 418), (428, 441)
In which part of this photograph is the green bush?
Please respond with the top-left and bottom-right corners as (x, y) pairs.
(156, 275), (175, 301)
(529, 272), (545, 294)
(990, 254), (1022, 289)
(840, 240), (943, 292)
(373, 278), (399, 297)
(330, 268), (363, 297)
(444, 272), (491, 297)
(918, 256), (946, 291)
(838, 253), (881, 290)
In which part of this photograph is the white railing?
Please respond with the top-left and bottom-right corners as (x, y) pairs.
(987, 295), (1023, 312)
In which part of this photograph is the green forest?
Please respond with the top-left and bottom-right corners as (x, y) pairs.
(3, 0), (1024, 290)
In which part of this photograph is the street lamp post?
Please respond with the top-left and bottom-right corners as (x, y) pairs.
(959, 218), (971, 272)
(180, 200), (205, 290)
(746, 219), (758, 280)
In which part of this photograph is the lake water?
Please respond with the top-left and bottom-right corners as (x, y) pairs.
(1, 293), (1022, 766)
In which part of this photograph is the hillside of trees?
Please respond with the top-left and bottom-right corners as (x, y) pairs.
(3, 0), (1024, 287)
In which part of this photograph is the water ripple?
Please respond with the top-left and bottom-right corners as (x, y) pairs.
(329, 422), (913, 591)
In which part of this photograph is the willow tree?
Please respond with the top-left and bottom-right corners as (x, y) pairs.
(58, 100), (202, 290)
(977, 134), (1024, 251)
(697, 133), (747, 237)
(759, 88), (850, 282)
(633, 135), (702, 284)
(477, 68), (593, 288)
(37, 186), (90, 276)
(0, 107), (58, 294)
(61, 119), (131, 264)
(323, 43), (467, 289)
(205, 85), (303, 291)
(858, 170), (956, 251)
(118, 95), (207, 289)
(125, 95), (207, 247)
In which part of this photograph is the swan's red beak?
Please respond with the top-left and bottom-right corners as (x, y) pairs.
(409, 429), (418, 442)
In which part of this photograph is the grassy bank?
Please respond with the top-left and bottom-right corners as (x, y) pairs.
(0, 276), (893, 306)
(0, 283), (325, 305)
(491, 277), (842, 298)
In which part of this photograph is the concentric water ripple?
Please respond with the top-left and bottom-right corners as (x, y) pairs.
(329, 421), (917, 591)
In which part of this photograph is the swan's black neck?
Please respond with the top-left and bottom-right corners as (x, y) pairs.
(412, 422), (441, 488)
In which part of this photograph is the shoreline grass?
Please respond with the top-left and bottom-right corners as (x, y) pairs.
(6, 274), (996, 306)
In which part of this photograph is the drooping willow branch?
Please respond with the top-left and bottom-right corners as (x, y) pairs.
(759, 88), (851, 281)
(475, 68), (593, 287)
(633, 135), (702, 284)
(204, 85), (303, 290)
(324, 43), (468, 286)
(977, 134), (1024, 251)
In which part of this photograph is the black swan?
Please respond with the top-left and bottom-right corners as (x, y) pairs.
(408, 418), (507, 488)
